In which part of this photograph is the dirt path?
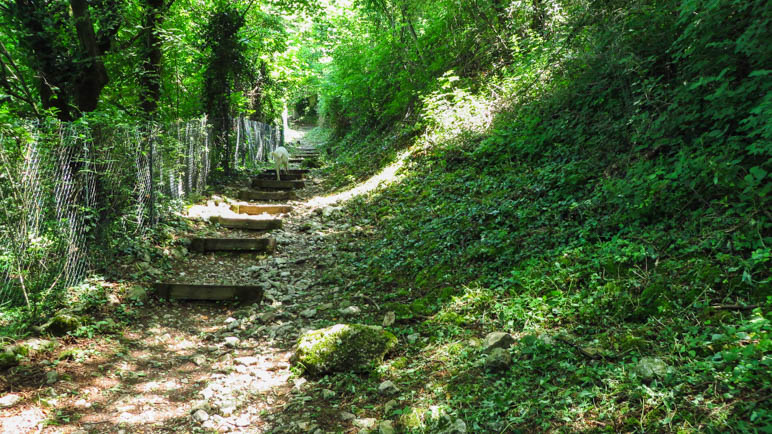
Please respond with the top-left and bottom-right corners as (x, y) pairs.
(1, 126), (360, 433)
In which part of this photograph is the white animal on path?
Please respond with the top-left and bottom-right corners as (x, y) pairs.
(270, 146), (290, 180)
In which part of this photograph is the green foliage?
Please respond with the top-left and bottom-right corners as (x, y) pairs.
(316, 0), (771, 430)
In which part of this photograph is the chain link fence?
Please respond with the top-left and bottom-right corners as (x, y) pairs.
(0, 115), (282, 308)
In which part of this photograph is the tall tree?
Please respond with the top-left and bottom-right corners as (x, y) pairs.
(140, 0), (175, 118)
(202, 1), (248, 175)
(1, 0), (123, 121)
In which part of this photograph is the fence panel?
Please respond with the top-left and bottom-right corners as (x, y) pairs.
(0, 115), (280, 308)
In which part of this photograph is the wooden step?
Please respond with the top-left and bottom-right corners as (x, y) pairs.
(238, 190), (297, 202)
(289, 158), (305, 164)
(251, 179), (305, 190)
(254, 172), (305, 181)
(154, 283), (263, 302)
(190, 237), (276, 253)
(260, 169), (310, 175)
(211, 215), (282, 230)
(231, 204), (292, 215)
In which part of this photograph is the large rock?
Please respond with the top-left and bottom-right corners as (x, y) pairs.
(0, 350), (19, 369)
(291, 324), (397, 376)
(43, 314), (82, 336)
(483, 332), (515, 352)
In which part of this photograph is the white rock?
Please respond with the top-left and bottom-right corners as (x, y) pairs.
(379, 420), (395, 434)
(224, 336), (240, 348)
(635, 357), (668, 381)
(0, 393), (22, 408)
(339, 306), (361, 316)
(192, 409), (209, 423)
(340, 411), (356, 421)
(378, 380), (399, 395)
(483, 332), (515, 352)
(382, 311), (396, 327)
(46, 370), (59, 384)
(353, 418), (377, 429)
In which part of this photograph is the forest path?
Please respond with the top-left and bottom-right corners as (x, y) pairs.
(1, 124), (356, 433)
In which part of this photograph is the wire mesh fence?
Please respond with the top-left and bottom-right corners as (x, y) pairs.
(0, 115), (282, 308)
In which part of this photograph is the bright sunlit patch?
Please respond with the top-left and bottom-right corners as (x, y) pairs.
(306, 149), (411, 209)
(1, 407), (46, 433)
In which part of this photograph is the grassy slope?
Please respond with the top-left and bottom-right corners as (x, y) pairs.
(316, 3), (771, 431)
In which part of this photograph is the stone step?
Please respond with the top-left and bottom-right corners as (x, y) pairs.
(238, 189), (298, 202)
(154, 283), (263, 302)
(289, 158), (305, 164)
(211, 215), (283, 230)
(251, 179), (305, 190)
(254, 172), (305, 181)
(190, 237), (276, 253)
(231, 204), (292, 215)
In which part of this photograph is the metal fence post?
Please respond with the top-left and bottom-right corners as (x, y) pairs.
(148, 124), (156, 226)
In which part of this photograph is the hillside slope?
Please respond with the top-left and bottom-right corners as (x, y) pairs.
(312, 0), (771, 430)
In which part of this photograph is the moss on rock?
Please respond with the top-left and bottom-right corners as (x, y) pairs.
(292, 323), (397, 376)
(43, 314), (82, 336)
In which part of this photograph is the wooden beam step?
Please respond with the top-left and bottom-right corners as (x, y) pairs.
(231, 204), (292, 215)
(190, 237), (276, 253)
(211, 215), (282, 230)
(259, 169), (309, 176)
(238, 190), (298, 202)
(251, 179), (305, 190)
(254, 172), (304, 180)
(154, 283), (263, 302)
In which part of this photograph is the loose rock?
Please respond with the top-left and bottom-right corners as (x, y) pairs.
(339, 306), (361, 317)
(382, 311), (396, 327)
(224, 336), (241, 348)
(484, 332), (515, 352)
(635, 357), (668, 381)
(45, 370), (59, 384)
(0, 393), (22, 408)
(378, 380), (399, 395)
(353, 418), (378, 430)
(192, 409), (210, 423)
(379, 420), (395, 434)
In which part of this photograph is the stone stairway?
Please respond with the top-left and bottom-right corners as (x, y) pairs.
(154, 147), (319, 301)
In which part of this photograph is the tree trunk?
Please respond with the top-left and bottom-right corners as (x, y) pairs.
(69, 0), (110, 113)
(140, 0), (166, 117)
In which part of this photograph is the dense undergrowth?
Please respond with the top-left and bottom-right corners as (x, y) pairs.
(315, 0), (771, 431)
